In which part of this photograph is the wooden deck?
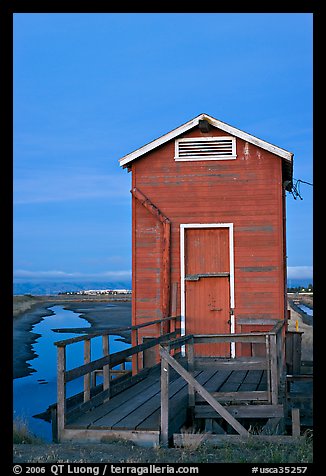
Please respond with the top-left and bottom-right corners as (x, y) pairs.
(53, 316), (311, 446)
(64, 366), (267, 440)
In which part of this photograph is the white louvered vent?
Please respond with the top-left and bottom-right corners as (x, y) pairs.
(175, 136), (236, 161)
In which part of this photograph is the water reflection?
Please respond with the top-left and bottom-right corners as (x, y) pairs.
(297, 304), (313, 317)
(13, 305), (130, 441)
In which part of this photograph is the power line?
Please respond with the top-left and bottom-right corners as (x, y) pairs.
(289, 178), (313, 200)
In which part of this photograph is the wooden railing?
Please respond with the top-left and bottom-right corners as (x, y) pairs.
(54, 317), (285, 443)
(54, 315), (181, 440)
(159, 320), (286, 445)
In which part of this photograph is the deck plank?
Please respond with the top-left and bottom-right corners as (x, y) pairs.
(136, 369), (219, 432)
(201, 369), (232, 392)
(68, 367), (162, 428)
(66, 365), (273, 437)
(111, 370), (202, 430)
(238, 370), (263, 391)
(114, 371), (216, 430)
(218, 370), (248, 392)
(90, 382), (162, 429)
(87, 367), (194, 430)
(257, 370), (268, 391)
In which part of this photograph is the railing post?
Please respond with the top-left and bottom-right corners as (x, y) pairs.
(135, 328), (139, 374)
(91, 371), (96, 388)
(57, 345), (66, 441)
(292, 408), (301, 436)
(170, 282), (178, 335)
(187, 336), (195, 413)
(277, 326), (285, 383)
(265, 335), (271, 403)
(84, 338), (91, 402)
(170, 316), (176, 335)
(102, 335), (110, 398)
(270, 333), (279, 404)
(160, 345), (170, 447)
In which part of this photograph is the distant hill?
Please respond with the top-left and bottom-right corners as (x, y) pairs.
(13, 280), (132, 296)
(13, 278), (312, 296)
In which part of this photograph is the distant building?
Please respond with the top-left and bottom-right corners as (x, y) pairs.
(58, 289), (132, 295)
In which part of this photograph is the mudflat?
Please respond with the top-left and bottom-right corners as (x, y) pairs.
(13, 295), (132, 379)
(13, 293), (313, 378)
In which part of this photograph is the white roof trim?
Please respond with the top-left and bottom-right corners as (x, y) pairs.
(119, 113), (293, 167)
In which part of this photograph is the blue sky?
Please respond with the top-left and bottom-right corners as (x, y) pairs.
(13, 13), (313, 284)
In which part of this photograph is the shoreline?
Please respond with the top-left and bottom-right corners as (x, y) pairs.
(13, 294), (313, 380)
(13, 296), (132, 379)
(13, 294), (131, 318)
(13, 303), (56, 379)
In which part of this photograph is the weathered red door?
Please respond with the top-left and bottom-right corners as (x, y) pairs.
(185, 228), (231, 356)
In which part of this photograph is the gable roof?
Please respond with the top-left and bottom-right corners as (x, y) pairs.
(119, 113), (294, 169)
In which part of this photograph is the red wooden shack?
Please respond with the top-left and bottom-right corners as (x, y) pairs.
(119, 113), (293, 363)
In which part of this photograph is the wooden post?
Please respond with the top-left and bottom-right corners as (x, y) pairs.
(205, 418), (213, 433)
(51, 405), (58, 443)
(160, 346), (170, 447)
(286, 331), (303, 375)
(270, 333), (279, 405)
(83, 339), (91, 402)
(265, 335), (272, 404)
(277, 325), (286, 396)
(135, 328), (139, 374)
(57, 345), (66, 440)
(292, 408), (301, 436)
(91, 371), (96, 388)
(161, 347), (249, 436)
(131, 187), (171, 325)
(102, 335), (110, 397)
(292, 332), (302, 375)
(187, 336), (195, 411)
(170, 282), (178, 335)
(162, 220), (171, 322)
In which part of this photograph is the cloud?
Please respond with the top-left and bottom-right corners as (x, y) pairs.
(15, 267), (312, 282)
(287, 266), (313, 279)
(14, 269), (132, 280)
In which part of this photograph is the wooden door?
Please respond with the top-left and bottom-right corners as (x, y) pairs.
(185, 228), (231, 356)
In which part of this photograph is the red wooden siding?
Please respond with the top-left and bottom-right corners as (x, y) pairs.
(131, 124), (286, 357)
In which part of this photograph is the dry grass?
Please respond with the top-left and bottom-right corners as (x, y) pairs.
(13, 418), (44, 445)
(13, 435), (313, 464)
(13, 295), (40, 318)
(176, 428), (208, 450)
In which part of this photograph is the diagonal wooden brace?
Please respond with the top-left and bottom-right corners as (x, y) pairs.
(160, 346), (249, 436)
(131, 187), (171, 320)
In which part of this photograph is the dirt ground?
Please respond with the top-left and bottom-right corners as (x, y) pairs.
(12, 436), (313, 464)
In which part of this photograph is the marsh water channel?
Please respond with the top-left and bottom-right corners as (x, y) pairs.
(13, 304), (131, 441)
(296, 303), (313, 317)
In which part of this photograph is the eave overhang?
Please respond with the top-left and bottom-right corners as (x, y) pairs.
(119, 113), (294, 170)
